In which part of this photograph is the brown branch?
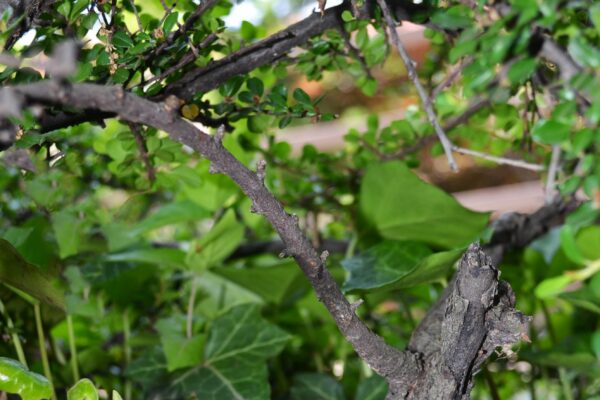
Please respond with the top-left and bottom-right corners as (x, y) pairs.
(2, 80), (418, 387)
(127, 122), (156, 183)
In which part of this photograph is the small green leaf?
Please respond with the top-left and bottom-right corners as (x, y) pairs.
(531, 119), (570, 144)
(293, 88), (311, 104)
(112, 31), (134, 48)
(430, 5), (473, 29)
(163, 11), (179, 33)
(0, 357), (53, 400)
(507, 58), (537, 84)
(67, 378), (98, 400)
(535, 275), (573, 299)
(240, 20), (257, 41)
(341, 10), (354, 22)
(247, 77), (264, 96)
(247, 114), (271, 133)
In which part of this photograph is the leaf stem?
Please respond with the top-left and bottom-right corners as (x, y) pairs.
(34, 302), (56, 400)
(0, 298), (28, 367)
(67, 314), (80, 382)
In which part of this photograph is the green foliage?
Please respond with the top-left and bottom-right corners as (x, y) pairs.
(0, 0), (598, 398)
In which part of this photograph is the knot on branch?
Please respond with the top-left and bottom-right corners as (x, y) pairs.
(404, 243), (530, 399)
(319, 250), (329, 263)
(256, 159), (267, 182)
(278, 249), (292, 258)
(213, 124), (226, 145)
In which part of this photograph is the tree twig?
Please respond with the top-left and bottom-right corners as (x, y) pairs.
(545, 144), (561, 202)
(451, 146), (544, 171)
(376, 0), (458, 171)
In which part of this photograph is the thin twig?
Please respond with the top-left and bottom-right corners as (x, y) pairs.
(376, 0), (458, 171)
(545, 145), (561, 202)
(451, 146), (544, 171)
(142, 32), (218, 87)
(128, 122), (156, 183)
(431, 57), (473, 99)
(127, 0), (143, 32)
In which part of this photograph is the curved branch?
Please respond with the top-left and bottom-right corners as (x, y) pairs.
(3, 80), (418, 385)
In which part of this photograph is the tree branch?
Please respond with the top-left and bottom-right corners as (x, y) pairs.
(2, 80), (418, 386)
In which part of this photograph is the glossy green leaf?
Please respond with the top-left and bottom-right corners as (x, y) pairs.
(0, 357), (53, 400)
(186, 209), (244, 271)
(342, 241), (432, 292)
(293, 88), (311, 104)
(360, 162), (489, 248)
(0, 239), (64, 309)
(112, 31), (134, 48)
(169, 303), (290, 399)
(531, 119), (570, 144)
(163, 11), (179, 33)
(67, 378), (98, 400)
(507, 58), (537, 84)
(240, 20), (257, 41)
(290, 373), (345, 400)
(356, 375), (388, 400)
(535, 275), (572, 299)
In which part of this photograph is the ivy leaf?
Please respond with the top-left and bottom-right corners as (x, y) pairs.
(290, 373), (345, 400)
(162, 334), (206, 372)
(360, 162), (489, 248)
(67, 378), (98, 400)
(170, 304), (290, 399)
(356, 375), (388, 400)
(0, 357), (53, 400)
(112, 31), (134, 48)
(0, 239), (64, 309)
(342, 242), (463, 293)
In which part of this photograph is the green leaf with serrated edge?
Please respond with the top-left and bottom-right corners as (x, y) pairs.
(342, 241), (432, 292)
(356, 375), (388, 400)
(169, 304), (290, 399)
(290, 373), (345, 400)
(360, 162), (489, 249)
(186, 209), (244, 271)
(213, 261), (304, 304)
(67, 378), (98, 400)
(0, 357), (53, 400)
(0, 239), (64, 309)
